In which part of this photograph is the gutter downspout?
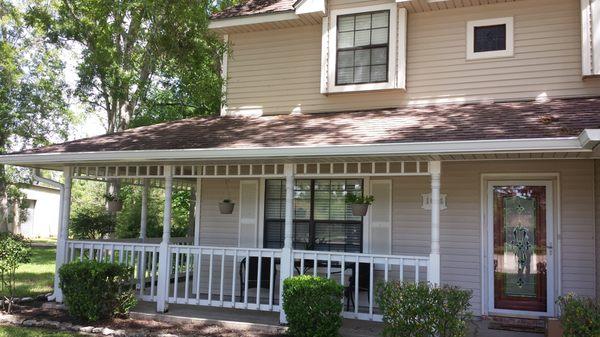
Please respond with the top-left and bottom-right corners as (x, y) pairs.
(32, 169), (64, 302)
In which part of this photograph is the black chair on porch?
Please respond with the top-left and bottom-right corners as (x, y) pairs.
(345, 262), (372, 311)
(239, 257), (278, 300)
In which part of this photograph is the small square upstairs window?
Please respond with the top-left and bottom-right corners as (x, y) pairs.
(467, 17), (514, 60)
(336, 11), (390, 85)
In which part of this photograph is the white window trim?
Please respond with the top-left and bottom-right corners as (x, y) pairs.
(466, 17), (514, 60)
(324, 4), (406, 94)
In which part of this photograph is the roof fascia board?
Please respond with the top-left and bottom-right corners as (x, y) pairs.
(209, 12), (298, 29)
(0, 137), (588, 166)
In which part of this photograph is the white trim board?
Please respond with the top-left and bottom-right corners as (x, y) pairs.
(480, 174), (561, 317)
(466, 17), (514, 60)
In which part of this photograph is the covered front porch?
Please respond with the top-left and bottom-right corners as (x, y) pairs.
(51, 159), (442, 322)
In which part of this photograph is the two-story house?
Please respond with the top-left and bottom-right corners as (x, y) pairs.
(2, 0), (600, 328)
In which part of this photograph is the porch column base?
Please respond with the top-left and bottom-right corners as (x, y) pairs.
(156, 242), (170, 313)
(428, 253), (441, 285)
(279, 246), (293, 324)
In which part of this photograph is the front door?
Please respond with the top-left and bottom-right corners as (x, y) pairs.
(488, 182), (554, 315)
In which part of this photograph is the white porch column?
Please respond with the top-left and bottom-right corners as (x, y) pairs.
(279, 163), (294, 323)
(139, 179), (149, 240)
(54, 166), (72, 303)
(157, 165), (173, 313)
(428, 161), (441, 285)
(192, 178), (202, 294)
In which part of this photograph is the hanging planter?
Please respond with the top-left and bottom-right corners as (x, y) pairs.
(345, 194), (375, 217)
(219, 199), (235, 214)
(104, 193), (123, 212)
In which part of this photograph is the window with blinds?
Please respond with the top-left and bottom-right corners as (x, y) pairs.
(336, 11), (389, 85)
(264, 179), (363, 252)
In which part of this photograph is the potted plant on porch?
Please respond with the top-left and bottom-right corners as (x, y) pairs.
(219, 199), (235, 214)
(345, 193), (375, 217)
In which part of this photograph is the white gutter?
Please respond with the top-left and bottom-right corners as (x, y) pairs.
(1, 133), (599, 166)
(209, 12), (299, 29)
(32, 169), (63, 301)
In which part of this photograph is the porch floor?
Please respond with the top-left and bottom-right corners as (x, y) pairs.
(131, 301), (543, 337)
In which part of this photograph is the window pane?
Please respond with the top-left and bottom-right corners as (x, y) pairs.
(338, 31), (355, 48)
(474, 24), (506, 53)
(371, 27), (388, 45)
(338, 15), (355, 32)
(337, 50), (354, 68)
(336, 67), (354, 85)
(354, 29), (371, 47)
(371, 47), (387, 65)
(371, 65), (387, 82)
(354, 66), (371, 83)
(355, 13), (371, 30)
(354, 49), (371, 66)
(372, 11), (389, 28)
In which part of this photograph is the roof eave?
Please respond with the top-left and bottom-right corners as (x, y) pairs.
(0, 134), (596, 167)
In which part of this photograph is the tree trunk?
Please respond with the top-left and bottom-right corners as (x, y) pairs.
(0, 165), (9, 233)
(11, 200), (20, 235)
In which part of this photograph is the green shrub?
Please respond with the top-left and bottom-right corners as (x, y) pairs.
(376, 281), (472, 337)
(282, 275), (344, 337)
(0, 233), (32, 312)
(59, 260), (137, 322)
(558, 293), (600, 337)
(70, 208), (116, 240)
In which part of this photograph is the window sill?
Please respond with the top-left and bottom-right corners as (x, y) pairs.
(325, 82), (405, 94)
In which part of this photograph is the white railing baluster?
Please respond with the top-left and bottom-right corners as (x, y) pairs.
(243, 250), (249, 307)
(196, 248), (202, 302)
(208, 249), (214, 305)
(220, 251), (225, 305)
(269, 251), (274, 310)
(231, 249), (237, 305)
(400, 258), (404, 282)
(369, 257), (374, 318)
(151, 248), (157, 299)
(313, 253), (317, 277)
(173, 248), (180, 300)
(184, 247), (191, 303)
(256, 251), (262, 306)
(415, 259), (419, 283)
(140, 246), (146, 296)
(354, 256), (359, 315)
(99, 243), (104, 261)
(384, 257), (389, 282)
(300, 252), (305, 275)
(110, 244), (115, 263)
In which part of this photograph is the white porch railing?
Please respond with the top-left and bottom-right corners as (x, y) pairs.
(64, 240), (429, 322)
(291, 250), (429, 321)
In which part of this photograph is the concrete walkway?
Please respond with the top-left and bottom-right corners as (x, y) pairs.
(132, 301), (543, 337)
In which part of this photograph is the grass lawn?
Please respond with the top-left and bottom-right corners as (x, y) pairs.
(0, 326), (81, 337)
(9, 246), (56, 298)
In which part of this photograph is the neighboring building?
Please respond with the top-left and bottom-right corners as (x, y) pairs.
(1, 0), (600, 327)
(16, 184), (60, 239)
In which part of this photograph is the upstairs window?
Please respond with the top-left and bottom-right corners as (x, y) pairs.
(467, 17), (514, 60)
(322, 4), (407, 94)
(336, 11), (389, 85)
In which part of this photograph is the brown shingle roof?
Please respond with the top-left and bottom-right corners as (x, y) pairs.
(211, 0), (295, 20)
(12, 97), (600, 155)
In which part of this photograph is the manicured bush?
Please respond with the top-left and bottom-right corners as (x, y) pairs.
(558, 293), (600, 337)
(59, 260), (137, 322)
(376, 281), (472, 337)
(69, 209), (116, 240)
(282, 275), (344, 337)
(0, 233), (32, 312)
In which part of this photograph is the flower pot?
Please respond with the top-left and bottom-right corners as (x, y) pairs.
(351, 203), (369, 217)
(219, 202), (235, 214)
(546, 318), (563, 337)
(107, 200), (123, 213)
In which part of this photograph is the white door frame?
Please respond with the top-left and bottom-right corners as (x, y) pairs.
(482, 176), (559, 317)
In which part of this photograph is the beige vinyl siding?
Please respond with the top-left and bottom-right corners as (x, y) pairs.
(596, 160), (600, 299)
(199, 179), (240, 247)
(225, 0), (600, 116)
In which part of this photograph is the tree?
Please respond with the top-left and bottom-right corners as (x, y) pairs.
(0, 1), (71, 232)
(27, 0), (227, 134)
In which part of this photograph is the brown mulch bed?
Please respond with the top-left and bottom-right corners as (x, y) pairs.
(7, 301), (284, 337)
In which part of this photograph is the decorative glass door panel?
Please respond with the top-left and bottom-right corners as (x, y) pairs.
(493, 185), (547, 312)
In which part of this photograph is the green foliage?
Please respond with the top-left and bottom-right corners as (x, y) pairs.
(376, 282), (473, 337)
(70, 208), (116, 240)
(0, 233), (32, 312)
(345, 193), (375, 205)
(27, 0), (226, 133)
(558, 293), (600, 337)
(59, 260), (137, 322)
(282, 275), (344, 337)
